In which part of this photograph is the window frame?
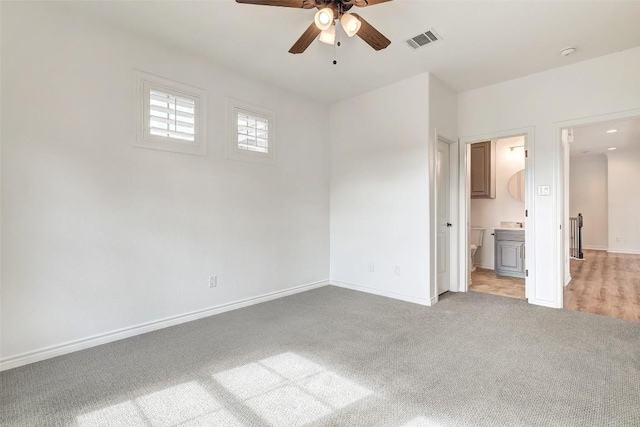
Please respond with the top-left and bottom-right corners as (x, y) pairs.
(226, 98), (276, 165)
(134, 71), (207, 156)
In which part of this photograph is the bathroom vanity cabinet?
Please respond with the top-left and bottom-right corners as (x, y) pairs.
(494, 229), (525, 278)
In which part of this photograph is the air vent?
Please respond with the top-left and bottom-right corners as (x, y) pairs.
(406, 29), (441, 50)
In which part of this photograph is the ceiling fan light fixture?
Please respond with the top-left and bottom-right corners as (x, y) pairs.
(318, 24), (336, 45)
(314, 8), (334, 31)
(340, 13), (361, 37)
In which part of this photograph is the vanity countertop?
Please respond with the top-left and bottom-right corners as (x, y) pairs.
(494, 227), (525, 231)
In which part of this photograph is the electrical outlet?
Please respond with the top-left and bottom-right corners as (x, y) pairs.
(368, 263), (375, 272)
(209, 275), (217, 288)
(394, 266), (401, 276)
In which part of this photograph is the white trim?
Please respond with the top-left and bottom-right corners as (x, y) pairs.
(607, 249), (640, 255)
(134, 70), (207, 156)
(476, 263), (494, 270)
(433, 133), (459, 297)
(564, 275), (572, 287)
(583, 245), (607, 251)
(528, 299), (558, 309)
(226, 98), (277, 165)
(428, 129), (438, 303)
(554, 108), (640, 311)
(458, 127), (536, 303)
(330, 280), (434, 306)
(0, 280), (329, 372)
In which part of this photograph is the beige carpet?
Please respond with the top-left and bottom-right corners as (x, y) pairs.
(2, 286), (639, 426)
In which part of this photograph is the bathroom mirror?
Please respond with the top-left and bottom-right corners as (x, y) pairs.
(508, 169), (525, 202)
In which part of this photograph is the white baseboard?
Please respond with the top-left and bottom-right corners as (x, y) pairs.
(564, 275), (572, 287)
(607, 249), (640, 255)
(528, 298), (562, 309)
(330, 280), (434, 306)
(583, 246), (607, 251)
(476, 263), (494, 270)
(0, 280), (329, 372)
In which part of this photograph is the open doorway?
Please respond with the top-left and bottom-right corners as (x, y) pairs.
(467, 136), (527, 300)
(562, 116), (640, 321)
(458, 127), (533, 301)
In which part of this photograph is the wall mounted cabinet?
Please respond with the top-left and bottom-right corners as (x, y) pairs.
(470, 140), (496, 198)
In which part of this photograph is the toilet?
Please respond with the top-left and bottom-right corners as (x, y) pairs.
(470, 227), (486, 272)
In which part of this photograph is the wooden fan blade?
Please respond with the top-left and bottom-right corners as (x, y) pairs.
(353, 0), (393, 7)
(351, 13), (391, 50)
(235, 0), (315, 9)
(289, 22), (322, 54)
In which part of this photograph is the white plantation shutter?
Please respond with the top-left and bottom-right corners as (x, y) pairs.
(149, 90), (196, 142)
(134, 71), (207, 156)
(237, 112), (269, 153)
(226, 99), (276, 165)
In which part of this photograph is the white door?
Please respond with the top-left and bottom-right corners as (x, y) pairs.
(437, 139), (451, 294)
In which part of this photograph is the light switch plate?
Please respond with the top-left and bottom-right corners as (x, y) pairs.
(537, 185), (550, 196)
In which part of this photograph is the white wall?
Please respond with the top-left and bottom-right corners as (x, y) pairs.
(607, 149), (640, 254)
(429, 74), (459, 144)
(569, 155), (608, 250)
(459, 46), (640, 308)
(428, 74), (459, 295)
(329, 73), (433, 304)
(1, 2), (329, 364)
(471, 137), (526, 269)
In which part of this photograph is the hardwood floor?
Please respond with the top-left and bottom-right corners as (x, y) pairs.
(469, 268), (525, 300)
(470, 251), (640, 322)
(564, 250), (640, 322)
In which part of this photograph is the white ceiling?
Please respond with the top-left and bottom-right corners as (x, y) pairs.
(54, 0), (640, 104)
(570, 117), (640, 157)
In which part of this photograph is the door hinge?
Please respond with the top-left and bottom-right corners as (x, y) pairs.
(525, 210), (528, 217)
(560, 224), (562, 230)
(526, 269), (528, 277)
(525, 150), (528, 158)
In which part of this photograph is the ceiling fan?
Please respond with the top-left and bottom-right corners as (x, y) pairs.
(235, 0), (392, 54)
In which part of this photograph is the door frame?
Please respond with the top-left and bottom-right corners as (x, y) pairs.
(458, 127), (535, 298)
(554, 108), (640, 307)
(431, 131), (458, 304)
(431, 130), (460, 301)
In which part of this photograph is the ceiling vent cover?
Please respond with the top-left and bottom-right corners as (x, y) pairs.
(406, 29), (441, 49)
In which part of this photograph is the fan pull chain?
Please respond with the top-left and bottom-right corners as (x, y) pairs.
(333, 6), (342, 65)
(333, 20), (341, 65)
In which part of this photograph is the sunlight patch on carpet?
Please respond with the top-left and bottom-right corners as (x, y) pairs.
(401, 416), (446, 427)
(212, 351), (373, 426)
(77, 401), (145, 427)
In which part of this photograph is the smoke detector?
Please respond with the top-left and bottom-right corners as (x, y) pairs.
(560, 47), (577, 57)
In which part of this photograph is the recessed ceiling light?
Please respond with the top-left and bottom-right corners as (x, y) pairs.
(606, 129), (618, 133)
(560, 47), (576, 57)
(608, 147), (617, 151)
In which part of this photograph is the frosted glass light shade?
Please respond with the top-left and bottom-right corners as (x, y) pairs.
(340, 13), (361, 37)
(314, 8), (334, 31)
(318, 25), (336, 45)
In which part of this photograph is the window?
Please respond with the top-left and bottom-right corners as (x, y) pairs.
(135, 71), (207, 156)
(149, 90), (195, 142)
(237, 112), (269, 154)
(227, 98), (276, 164)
